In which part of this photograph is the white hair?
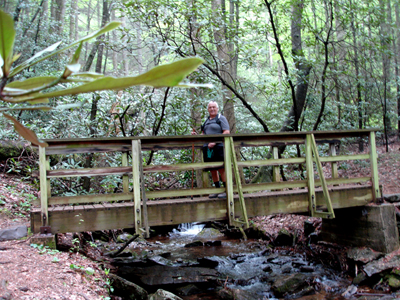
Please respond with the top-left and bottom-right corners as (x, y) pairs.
(207, 101), (219, 109)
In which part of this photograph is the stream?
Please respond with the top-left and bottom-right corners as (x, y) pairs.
(110, 223), (355, 299)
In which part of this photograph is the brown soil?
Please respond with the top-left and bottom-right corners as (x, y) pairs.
(1, 140), (400, 299)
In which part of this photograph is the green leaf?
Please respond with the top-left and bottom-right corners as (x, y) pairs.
(3, 114), (48, 147)
(0, 106), (52, 112)
(19, 57), (205, 101)
(8, 41), (62, 78)
(0, 10), (16, 76)
(6, 76), (60, 90)
(9, 22), (121, 77)
(69, 72), (104, 79)
(62, 42), (83, 78)
(26, 98), (49, 105)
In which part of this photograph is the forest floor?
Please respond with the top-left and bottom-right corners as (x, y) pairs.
(0, 138), (400, 299)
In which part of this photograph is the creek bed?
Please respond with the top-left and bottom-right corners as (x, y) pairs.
(108, 223), (368, 299)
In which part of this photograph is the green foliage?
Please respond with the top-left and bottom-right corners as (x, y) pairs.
(0, 9), (205, 146)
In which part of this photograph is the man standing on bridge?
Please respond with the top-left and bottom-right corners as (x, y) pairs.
(192, 101), (230, 198)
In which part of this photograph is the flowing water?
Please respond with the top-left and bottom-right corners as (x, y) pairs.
(113, 223), (354, 300)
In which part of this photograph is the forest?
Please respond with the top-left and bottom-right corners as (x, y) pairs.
(0, 0), (399, 190)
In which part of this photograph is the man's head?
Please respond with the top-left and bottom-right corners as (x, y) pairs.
(207, 101), (219, 117)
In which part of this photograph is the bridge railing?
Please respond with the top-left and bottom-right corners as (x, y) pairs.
(35, 129), (380, 235)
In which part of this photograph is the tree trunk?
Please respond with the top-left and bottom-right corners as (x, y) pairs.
(379, 0), (391, 150)
(349, 0), (364, 151)
(54, 0), (65, 36)
(211, 0), (238, 133)
(82, 0), (109, 192)
(253, 0), (311, 183)
(395, 2), (400, 138)
(69, 0), (77, 42)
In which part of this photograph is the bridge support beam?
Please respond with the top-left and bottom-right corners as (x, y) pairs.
(320, 204), (399, 253)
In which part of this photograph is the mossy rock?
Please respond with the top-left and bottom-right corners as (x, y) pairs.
(387, 275), (400, 289)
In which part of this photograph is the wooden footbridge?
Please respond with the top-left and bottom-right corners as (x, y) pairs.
(31, 129), (381, 237)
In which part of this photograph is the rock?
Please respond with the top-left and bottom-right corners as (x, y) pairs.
(218, 287), (259, 300)
(0, 225), (27, 241)
(347, 247), (383, 264)
(92, 230), (110, 242)
(363, 253), (400, 277)
(117, 233), (134, 243)
(274, 229), (293, 246)
(205, 240), (222, 246)
(387, 275), (400, 289)
(108, 273), (148, 300)
(125, 265), (219, 286)
(341, 285), (357, 298)
(383, 194), (400, 203)
(175, 284), (202, 296)
(197, 257), (220, 268)
(159, 252), (171, 258)
(304, 220), (316, 236)
(352, 272), (368, 285)
(300, 266), (315, 272)
(148, 255), (174, 266)
(288, 286), (315, 299)
(148, 289), (183, 300)
(184, 241), (203, 247)
(196, 227), (224, 239)
(271, 273), (313, 297)
(308, 232), (319, 244)
(262, 265), (272, 272)
(281, 264), (292, 273)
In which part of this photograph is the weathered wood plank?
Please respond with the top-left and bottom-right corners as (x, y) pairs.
(146, 187), (225, 199)
(318, 154), (369, 162)
(48, 193), (132, 205)
(30, 186), (374, 233)
(237, 157), (305, 168)
(143, 162), (224, 173)
(46, 162), (225, 178)
(47, 166), (132, 178)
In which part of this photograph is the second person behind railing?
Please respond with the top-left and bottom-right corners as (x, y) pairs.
(192, 101), (230, 198)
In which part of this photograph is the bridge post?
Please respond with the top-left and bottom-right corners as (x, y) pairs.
(38, 145), (50, 231)
(132, 140), (142, 235)
(369, 131), (381, 201)
(224, 136), (234, 226)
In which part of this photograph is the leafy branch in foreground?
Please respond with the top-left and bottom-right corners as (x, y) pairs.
(0, 9), (206, 147)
